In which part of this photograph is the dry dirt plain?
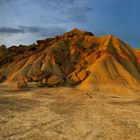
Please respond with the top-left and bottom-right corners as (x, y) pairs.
(0, 84), (140, 140)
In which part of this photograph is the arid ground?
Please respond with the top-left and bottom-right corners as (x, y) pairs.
(0, 85), (140, 140)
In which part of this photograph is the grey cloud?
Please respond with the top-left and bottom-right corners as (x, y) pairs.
(49, 1), (93, 23)
(0, 0), (93, 24)
(68, 14), (86, 23)
(0, 27), (25, 33)
(33, 0), (93, 15)
(18, 25), (41, 33)
(0, 0), (16, 5)
(50, 0), (77, 9)
(18, 25), (66, 36)
(0, 26), (66, 37)
(47, 0), (93, 14)
(0, 0), (11, 4)
(61, 6), (93, 15)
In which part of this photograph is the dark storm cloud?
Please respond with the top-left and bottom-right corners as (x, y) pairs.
(0, 26), (66, 37)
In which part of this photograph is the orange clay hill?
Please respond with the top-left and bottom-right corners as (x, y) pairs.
(0, 28), (140, 95)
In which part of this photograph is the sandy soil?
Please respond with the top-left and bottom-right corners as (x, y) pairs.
(0, 85), (140, 140)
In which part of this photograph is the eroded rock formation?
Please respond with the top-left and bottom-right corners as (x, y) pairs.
(0, 28), (140, 94)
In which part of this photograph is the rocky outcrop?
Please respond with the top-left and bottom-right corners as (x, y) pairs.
(0, 28), (140, 94)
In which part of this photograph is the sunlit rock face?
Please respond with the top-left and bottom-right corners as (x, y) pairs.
(0, 28), (140, 94)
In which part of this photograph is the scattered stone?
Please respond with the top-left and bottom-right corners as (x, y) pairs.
(47, 75), (64, 87)
(16, 81), (27, 89)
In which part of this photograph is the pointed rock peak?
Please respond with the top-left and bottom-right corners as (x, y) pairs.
(66, 28), (94, 36)
(71, 28), (84, 34)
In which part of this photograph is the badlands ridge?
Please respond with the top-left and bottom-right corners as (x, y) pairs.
(0, 29), (140, 95)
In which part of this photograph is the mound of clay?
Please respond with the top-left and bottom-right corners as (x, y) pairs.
(0, 28), (140, 95)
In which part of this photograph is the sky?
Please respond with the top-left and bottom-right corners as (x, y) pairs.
(0, 0), (140, 48)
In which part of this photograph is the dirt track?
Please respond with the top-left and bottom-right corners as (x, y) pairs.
(0, 85), (140, 140)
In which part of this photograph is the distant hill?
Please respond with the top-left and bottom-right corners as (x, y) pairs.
(0, 28), (140, 95)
